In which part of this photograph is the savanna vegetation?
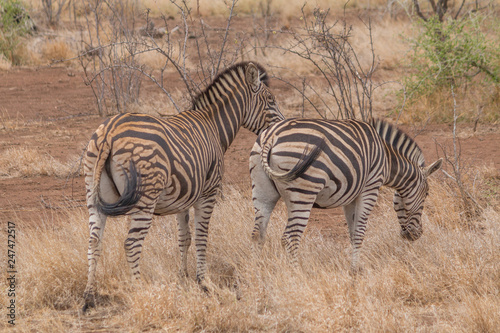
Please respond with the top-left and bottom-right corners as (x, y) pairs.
(1, 0), (499, 331)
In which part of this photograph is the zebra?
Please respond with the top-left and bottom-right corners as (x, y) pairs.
(249, 118), (442, 270)
(82, 62), (285, 312)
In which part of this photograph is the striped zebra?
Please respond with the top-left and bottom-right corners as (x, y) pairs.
(249, 118), (442, 270)
(82, 62), (284, 312)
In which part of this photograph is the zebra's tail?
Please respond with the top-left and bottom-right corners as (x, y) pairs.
(92, 142), (142, 216)
(260, 137), (325, 182)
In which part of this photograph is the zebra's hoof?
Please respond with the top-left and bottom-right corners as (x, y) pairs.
(82, 293), (96, 314)
(178, 269), (189, 279)
(198, 281), (210, 294)
(200, 284), (209, 294)
(196, 277), (210, 295)
(349, 265), (365, 277)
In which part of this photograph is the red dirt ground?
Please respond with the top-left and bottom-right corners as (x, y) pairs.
(1, 67), (499, 239)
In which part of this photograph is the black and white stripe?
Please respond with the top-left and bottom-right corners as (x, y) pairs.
(249, 118), (442, 269)
(82, 62), (284, 312)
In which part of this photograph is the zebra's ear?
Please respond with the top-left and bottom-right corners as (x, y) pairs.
(245, 62), (261, 90)
(424, 158), (443, 177)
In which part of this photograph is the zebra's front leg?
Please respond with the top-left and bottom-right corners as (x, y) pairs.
(343, 188), (379, 272)
(124, 212), (153, 280)
(193, 195), (216, 290)
(176, 210), (191, 277)
(82, 207), (107, 313)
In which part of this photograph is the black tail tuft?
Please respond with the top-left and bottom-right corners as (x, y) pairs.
(96, 160), (142, 216)
(266, 138), (325, 182)
(285, 139), (325, 181)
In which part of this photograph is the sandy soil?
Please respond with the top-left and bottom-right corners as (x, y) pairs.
(1, 67), (499, 239)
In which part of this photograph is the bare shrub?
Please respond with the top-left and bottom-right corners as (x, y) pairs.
(41, 0), (68, 26)
(133, 0), (246, 112)
(78, 0), (247, 116)
(79, 0), (143, 115)
(265, 7), (379, 120)
(433, 85), (485, 225)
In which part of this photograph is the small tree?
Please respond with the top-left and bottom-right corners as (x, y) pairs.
(0, 0), (33, 64)
(400, 0), (499, 117)
(403, 14), (499, 103)
(80, 0), (143, 115)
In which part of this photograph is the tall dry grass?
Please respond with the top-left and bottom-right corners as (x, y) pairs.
(0, 54), (12, 70)
(0, 147), (80, 178)
(126, 0), (392, 17)
(11, 172), (500, 331)
(22, 0), (397, 22)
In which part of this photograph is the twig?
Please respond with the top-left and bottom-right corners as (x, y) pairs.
(40, 195), (85, 210)
(412, 0), (428, 21)
(439, 169), (483, 210)
(215, 0), (238, 75)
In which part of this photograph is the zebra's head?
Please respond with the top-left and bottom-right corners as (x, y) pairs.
(394, 158), (443, 241)
(241, 62), (285, 135)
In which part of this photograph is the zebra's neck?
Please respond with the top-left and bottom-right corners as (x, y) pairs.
(371, 119), (425, 190)
(191, 68), (251, 152)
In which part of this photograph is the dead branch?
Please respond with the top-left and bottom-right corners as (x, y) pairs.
(265, 8), (377, 120)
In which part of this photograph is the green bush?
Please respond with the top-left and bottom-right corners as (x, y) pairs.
(401, 13), (499, 111)
(0, 0), (32, 64)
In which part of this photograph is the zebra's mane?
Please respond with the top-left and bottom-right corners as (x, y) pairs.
(370, 118), (425, 167)
(191, 62), (269, 110)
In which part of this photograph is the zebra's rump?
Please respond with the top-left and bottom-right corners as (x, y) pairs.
(254, 118), (387, 208)
(86, 113), (223, 215)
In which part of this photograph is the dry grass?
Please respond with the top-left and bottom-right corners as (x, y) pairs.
(0, 147), (80, 178)
(0, 109), (24, 131)
(0, 54), (12, 70)
(12, 175), (500, 331)
(398, 83), (500, 124)
(138, 0), (392, 17)
(40, 39), (76, 64)
(22, 0), (395, 22)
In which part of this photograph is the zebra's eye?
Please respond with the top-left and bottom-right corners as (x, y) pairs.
(266, 94), (274, 104)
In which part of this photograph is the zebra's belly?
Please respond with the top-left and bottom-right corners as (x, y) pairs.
(314, 180), (360, 209)
(153, 202), (193, 215)
(152, 185), (201, 215)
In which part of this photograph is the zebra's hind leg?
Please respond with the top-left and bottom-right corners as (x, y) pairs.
(124, 212), (153, 280)
(250, 169), (280, 246)
(83, 207), (107, 313)
(176, 210), (191, 277)
(343, 188), (380, 273)
(282, 195), (316, 267)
